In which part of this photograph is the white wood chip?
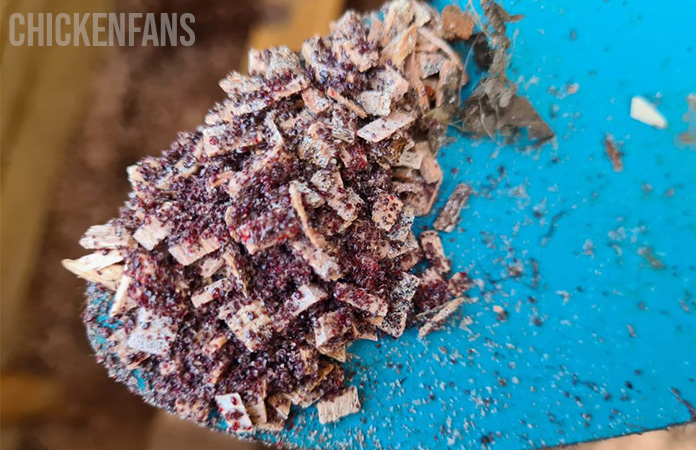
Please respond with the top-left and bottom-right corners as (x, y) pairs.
(64, 250), (124, 272)
(289, 180), (324, 207)
(353, 322), (378, 341)
(435, 59), (462, 108)
(244, 380), (268, 425)
(387, 207), (416, 242)
(381, 0), (414, 45)
(397, 141), (428, 169)
(434, 183), (471, 232)
(61, 259), (124, 290)
(370, 66), (409, 101)
(220, 70), (308, 118)
(127, 308), (178, 356)
(291, 240), (342, 281)
(357, 111), (415, 143)
(311, 170), (363, 223)
(417, 27), (463, 69)
(298, 122), (336, 168)
(630, 96), (668, 129)
(326, 88), (367, 118)
(357, 90), (392, 116)
(274, 284), (329, 332)
(448, 272), (471, 297)
(201, 124), (230, 157)
(287, 360), (334, 406)
(314, 310), (350, 348)
(334, 283), (389, 316)
(420, 230), (451, 275)
(420, 267), (444, 286)
(256, 418), (285, 431)
(418, 297), (465, 338)
(191, 279), (232, 308)
(290, 285), (329, 315)
(204, 334), (228, 356)
(413, 1), (434, 27)
(317, 342), (347, 362)
(382, 25), (418, 66)
(219, 301), (273, 352)
(316, 386), (361, 424)
(228, 145), (294, 198)
(108, 328), (147, 369)
(221, 247), (249, 293)
(247, 45), (303, 78)
(110, 275), (135, 317)
(133, 216), (168, 251)
(169, 236), (222, 266)
(302, 88), (331, 114)
(215, 393), (254, 433)
(268, 394), (292, 419)
(399, 249), (421, 271)
(331, 11), (379, 72)
(371, 192), (404, 231)
(419, 150), (443, 184)
(416, 52), (446, 78)
(79, 223), (130, 250)
(199, 255), (224, 278)
(388, 231), (419, 259)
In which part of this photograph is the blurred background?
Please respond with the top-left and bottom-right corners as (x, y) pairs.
(1, 0), (694, 449)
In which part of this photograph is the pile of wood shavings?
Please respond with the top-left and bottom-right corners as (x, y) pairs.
(64, 0), (548, 434)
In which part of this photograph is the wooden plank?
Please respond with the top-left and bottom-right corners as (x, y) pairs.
(241, 0), (345, 72)
(1, 0), (53, 175)
(148, 412), (264, 450)
(0, 373), (62, 422)
(0, 0), (111, 366)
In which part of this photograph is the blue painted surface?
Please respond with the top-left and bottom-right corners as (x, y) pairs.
(259, 1), (695, 447)
(91, 1), (696, 448)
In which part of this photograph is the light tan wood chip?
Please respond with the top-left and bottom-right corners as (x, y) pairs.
(316, 386), (361, 424)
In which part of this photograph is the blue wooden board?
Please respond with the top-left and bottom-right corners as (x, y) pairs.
(88, 0), (696, 448)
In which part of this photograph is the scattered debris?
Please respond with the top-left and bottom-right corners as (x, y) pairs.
(670, 387), (696, 421)
(627, 324), (637, 338)
(638, 246), (665, 270)
(419, 297), (466, 338)
(677, 93), (696, 147)
(434, 183), (472, 232)
(604, 133), (623, 172)
(461, 1), (553, 142)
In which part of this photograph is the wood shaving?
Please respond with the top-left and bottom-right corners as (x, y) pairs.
(418, 297), (465, 338)
(316, 386), (361, 424)
(442, 5), (475, 40)
(604, 133), (623, 172)
(630, 96), (668, 129)
(434, 183), (471, 232)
